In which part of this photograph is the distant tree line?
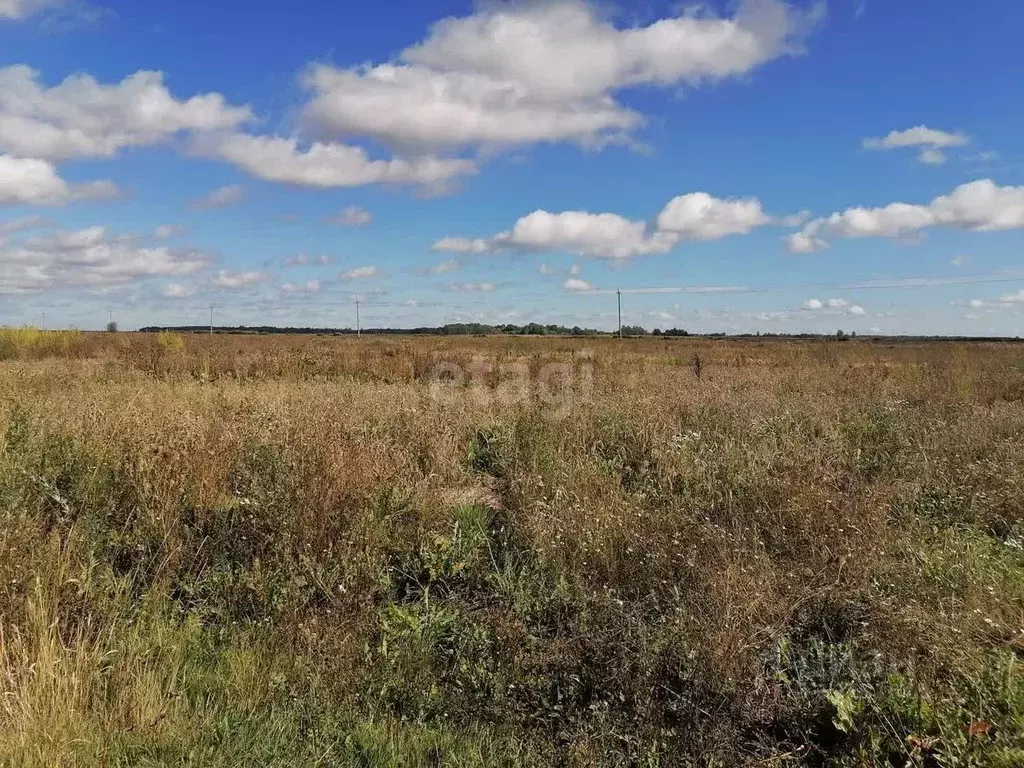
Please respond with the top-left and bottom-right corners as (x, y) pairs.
(135, 324), (1022, 342)
(138, 322), (613, 337)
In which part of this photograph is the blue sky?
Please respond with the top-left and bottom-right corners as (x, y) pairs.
(1, 0), (1022, 334)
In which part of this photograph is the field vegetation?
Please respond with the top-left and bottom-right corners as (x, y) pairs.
(0, 329), (1022, 766)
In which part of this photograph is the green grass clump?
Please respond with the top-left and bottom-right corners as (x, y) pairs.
(0, 327), (85, 361)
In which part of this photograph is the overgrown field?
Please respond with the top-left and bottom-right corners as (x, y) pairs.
(1, 331), (1022, 766)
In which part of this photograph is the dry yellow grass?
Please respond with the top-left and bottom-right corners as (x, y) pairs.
(0, 332), (1022, 765)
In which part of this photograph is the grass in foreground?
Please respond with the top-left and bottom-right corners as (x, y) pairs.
(0, 333), (1022, 765)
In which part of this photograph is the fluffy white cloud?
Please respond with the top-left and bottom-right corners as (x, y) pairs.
(538, 264), (553, 274)
(301, 0), (823, 151)
(656, 192), (769, 240)
(212, 270), (266, 289)
(0, 0), (61, 20)
(495, 210), (677, 259)
(0, 225), (208, 293)
(786, 230), (827, 253)
(340, 265), (378, 280)
(0, 66), (250, 160)
(434, 191), (778, 260)
(434, 209), (677, 259)
(0, 154), (118, 206)
(929, 179), (1024, 231)
(862, 126), (968, 166)
(446, 281), (495, 292)
(189, 184), (244, 210)
(326, 205), (372, 226)
(816, 203), (935, 239)
(431, 236), (491, 254)
(187, 1), (820, 190)
(863, 125), (968, 151)
(564, 277), (594, 292)
(405, 0), (822, 95)
(789, 179), (1024, 251)
(206, 133), (476, 189)
(918, 148), (947, 165)
(803, 297), (864, 315)
(303, 63), (638, 151)
(998, 290), (1024, 304)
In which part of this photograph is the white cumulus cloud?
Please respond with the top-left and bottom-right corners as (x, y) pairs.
(0, 154), (118, 206)
(786, 230), (828, 253)
(862, 125), (968, 166)
(656, 192), (769, 240)
(803, 297), (864, 315)
(789, 179), (1024, 251)
(301, 0), (823, 151)
(0, 224), (208, 293)
(863, 125), (968, 151)
(0, 65), (250, 161)
(433, 191), (781, 260)
(434, 210), (675, 259)
(495, 210), (677, 259)
(564, 277), (594, 292)
(917, 148), (947, 165)
(203, 133), (477, 190)
(431, 236), (492, 254)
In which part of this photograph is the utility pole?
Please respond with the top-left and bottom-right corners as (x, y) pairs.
(41, 312), (45, 331)
(108, 307), (113, 329)
(209, 303), (215, 336)
(355, 299), (361, 338)
(617, 289), (622, 339)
